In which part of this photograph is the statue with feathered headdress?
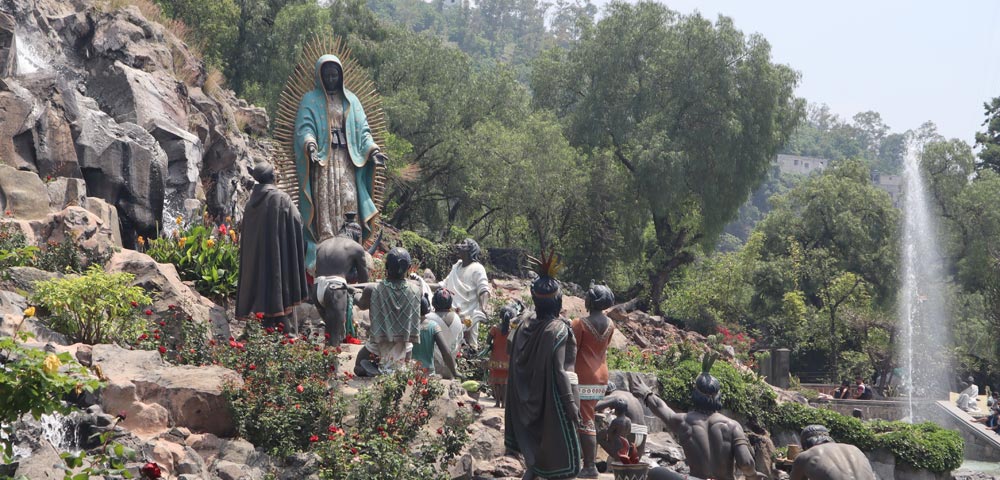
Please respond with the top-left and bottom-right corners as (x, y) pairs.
(504, 250), (581, 480)
(630, 353), (770, 480)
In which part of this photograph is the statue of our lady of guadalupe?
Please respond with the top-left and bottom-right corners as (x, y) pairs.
(292, 54), (387, 272)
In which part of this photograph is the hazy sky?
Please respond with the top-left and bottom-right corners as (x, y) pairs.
(603, 0), (1000, 144)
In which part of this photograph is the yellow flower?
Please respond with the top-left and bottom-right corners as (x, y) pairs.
(229, 230), (238, 243)
(178, 237), (187, 247)
(43, 354), (61, 375)
(23, 306), (35, 318)
(225, 216), (232, 223)
(462, 316), (472, 328)
(137, 236), (145, 246)
(175, 215), (183, 225)
(206, 238), (216, 248)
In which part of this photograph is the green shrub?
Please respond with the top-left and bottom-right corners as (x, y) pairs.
(398, 230), (452, 279)
(146, 214), (239, 301)
(0, 222), (106, 275)
(0, 332), (102, 460)
(773, 403), (963, 473)
(657, 358), (777, 426)
(132, 305), (213, 366)
(30, 266), (152, 344)
(315, 368), (475, 480)
(215, 319), (342, 458)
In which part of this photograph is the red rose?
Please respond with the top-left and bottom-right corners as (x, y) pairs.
(140, 461), (162, 479)
(309, 434), (319, 442)
(457, 402), (464, 407)
(153, 334), (160, 340)
(144, 309), (153, 316)
(296, 384), (304, 393)
(248, 364), (256, 371)
(219, 224), (228, 236)
(322, 350), (329, 356)
(168, 304), (176, 310)
(158, 346), (167, 354)
(350, 447), (358, 455)
(138, 334), (148, 341)
(473, 404), (483, 413)
(255, 312), (264, 320)
(159, 321), (166, 326)
(265, 327), (274, 334)
(437, 428), (444, 435)
(130, 301), (139, 307)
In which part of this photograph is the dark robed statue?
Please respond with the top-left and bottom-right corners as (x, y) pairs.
(505, 252), (581, 480)
(294, 54), (387, 272)
(235, 163), (309, 330)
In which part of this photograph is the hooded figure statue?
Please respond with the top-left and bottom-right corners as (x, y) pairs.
(235, 162), (309, 331)
(294, 54), (385, 272)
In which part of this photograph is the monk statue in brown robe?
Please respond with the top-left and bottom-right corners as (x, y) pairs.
(235, 163), (309, 333)
(314, 213), (369, 345)
(504, 251), (581, 480)
(790, 425), (876, 480)
(573, 283), (616, 478)
(631, 355), (767, 480)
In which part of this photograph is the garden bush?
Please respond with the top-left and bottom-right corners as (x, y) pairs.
(657, 358), (777, 426)
(773, 402), (963, 473)
(146, 214), (239, 301)
(398, 230), (453, 279)
(214, 319), (342, 458)
(31, 266), (152, 345)
(0, 222), (107, 275)
(315, 368), (475, 480)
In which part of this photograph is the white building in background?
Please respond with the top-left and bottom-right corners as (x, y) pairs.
(871, 171), (903, 208)
(774, 154), (828, 176)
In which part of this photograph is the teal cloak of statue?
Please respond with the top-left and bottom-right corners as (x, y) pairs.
(294, 54), (378, 271)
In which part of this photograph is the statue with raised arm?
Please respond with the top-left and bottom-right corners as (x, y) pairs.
(789, 425), (876, 480)
(632, 354), (766, 480)
(314, 212), (369, 345)
(504, 251), (581, 480)
(294, 54), (387, 272)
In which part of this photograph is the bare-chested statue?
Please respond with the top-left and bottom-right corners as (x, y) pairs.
(789, 425), (876, 480)
(632, 354), (765, 480)
(595, 376), (648, 463)
(313, 212), (369, 345)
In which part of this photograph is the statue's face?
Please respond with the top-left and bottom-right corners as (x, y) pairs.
(321, 63), (342, 92)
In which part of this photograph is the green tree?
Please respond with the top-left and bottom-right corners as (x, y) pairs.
(156, 0), (240, 68)
(975, 96), (1000, 172)
(532, 2), (803, 309)
(751, 159), (899, 379)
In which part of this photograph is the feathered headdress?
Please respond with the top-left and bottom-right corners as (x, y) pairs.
(692, 352), (723, 413)
(528, 248), (563, 298)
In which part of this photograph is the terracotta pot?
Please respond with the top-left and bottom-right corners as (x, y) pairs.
(610, 462), (649, 480)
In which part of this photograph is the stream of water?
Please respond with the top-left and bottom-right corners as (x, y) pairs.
(898, 142), (951, 420)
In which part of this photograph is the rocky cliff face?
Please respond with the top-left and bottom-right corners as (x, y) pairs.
(0, 0), (270, 247)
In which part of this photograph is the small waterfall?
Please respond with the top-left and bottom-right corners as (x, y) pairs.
(41, 413), (80, 454)
(898, 142), (950, 420)
(14, 32), (47, 74)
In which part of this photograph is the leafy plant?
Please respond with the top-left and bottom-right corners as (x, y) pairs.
(657, 358), (777, 427)
(0, 332), (102, 461)
(146, 214), (239, 301)
(315, 368), (475, 480)
(216, 319), (342, 458)
(132, 305), (213, 366)
(31, 266), (152, 345)
(773, 403), (962, 473)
